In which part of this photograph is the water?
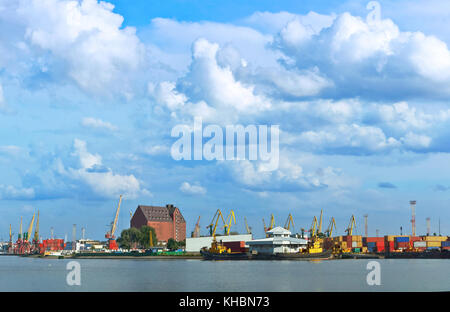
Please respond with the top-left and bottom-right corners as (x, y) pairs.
(0, 256), (448, 291)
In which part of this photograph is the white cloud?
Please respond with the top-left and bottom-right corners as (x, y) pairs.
(401, 132), (432, 149)
(81, 117), (118, 131)
(0, 184), (35, 200)
(275, 11), (450, 98)
(0, 145), (22, 156)
(63, 139), (151, 199)
(179, 182), (206, 195)
(16, 0), (145, 96)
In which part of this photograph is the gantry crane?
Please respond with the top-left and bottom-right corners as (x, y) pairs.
(284, 213), (295, 232)
(245, 217), (252, 234)
(345, 215), (356, 236)
(206, 209), (226, 237)
(223, 210), (236, 235)
(105, 195), (123, 250)
(317, 209), (323, 236)
(33, 210), (40, 252)
(325, 217), (337, 237)
(268, 214), (275, 231)
(192, 216), (201, 237)
(8, 224), (12, 253)
(309, 216), (318, 240)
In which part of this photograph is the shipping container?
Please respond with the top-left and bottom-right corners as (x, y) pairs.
(441, 241), (450, 247)
(413, 241), (427, 248)
(423, 236), (448, 242)
(426, 241), (441, 247)
(395, 236), (409, 243)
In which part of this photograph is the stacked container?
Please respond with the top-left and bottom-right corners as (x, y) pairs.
(394, 236), (410, 250)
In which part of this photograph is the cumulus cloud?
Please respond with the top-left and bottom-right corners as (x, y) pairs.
(179, 182), (207, 195)
(65, 139), (150, 198)
(15, 0), (145, 97)
(274, 12), (450, 99)
(18, 139), (151, 200)
(0, 184), (35, 200)
(222, 152), (349, 193)
(81, 117), (118, 131)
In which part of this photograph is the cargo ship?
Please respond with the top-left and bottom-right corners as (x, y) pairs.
(252, 249), (332, 260)
(200, 238), (251, 260)
(384, 249), (450, 259)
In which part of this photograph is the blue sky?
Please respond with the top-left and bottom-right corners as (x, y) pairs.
(1, 0), (450, 241)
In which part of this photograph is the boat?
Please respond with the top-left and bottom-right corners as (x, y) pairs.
(200, 248), (251, 260)
(340, 252), (382, 259)
(274, 248), (332, 260)
(384, 249), (450, 259)
(200, 238), (251, 260)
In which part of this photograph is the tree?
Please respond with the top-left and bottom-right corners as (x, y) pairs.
(167, 238), (178, 251)
(117, 228), (142, 249)
(139, 226), (157, 248)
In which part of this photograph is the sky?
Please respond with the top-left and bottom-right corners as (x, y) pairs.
(1, 0), (450, 241)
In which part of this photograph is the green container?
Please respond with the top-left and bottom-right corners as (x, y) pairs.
(353, 248), (361, 253)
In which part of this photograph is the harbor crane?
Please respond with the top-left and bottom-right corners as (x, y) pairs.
(268, 214), (275, 231)
(284, 213), (295, 232)
(192, 216), (201, 238)
(105, 195), (123, 250)
(309, 216), (318, 240)
(206, 209), (226, 237)
(317, 209), (323, 236)
(33, 211), (40, 251)
(245, 217), (252, 234)
(263, 214), (275, 237)
(345, 215), (356, 236)
(223, 210), (236, 235)
(325, 217), (337, 237)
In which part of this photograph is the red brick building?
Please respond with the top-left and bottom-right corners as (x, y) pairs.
(130, 204), (186, 242)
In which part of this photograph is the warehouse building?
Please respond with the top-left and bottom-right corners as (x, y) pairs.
(186, 234), (253, 252)
(246, 227), (307, 255)
(131, 204), (186, 242)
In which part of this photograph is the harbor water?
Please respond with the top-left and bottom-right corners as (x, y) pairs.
(0, 256), (448, 292)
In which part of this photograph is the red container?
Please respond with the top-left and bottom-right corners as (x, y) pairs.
(223, 241), (245, 253)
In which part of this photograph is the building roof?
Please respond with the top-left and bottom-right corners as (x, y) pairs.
(247, 237), (307, 245)
(137, 204), (186, 223)
(266, 226), (291, 235)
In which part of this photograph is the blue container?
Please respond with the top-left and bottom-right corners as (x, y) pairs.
(368, 247), (375, 252)
(441, 241), (450, 247)
(427, 247), (440, 250)
(367, 242), (376, 248)
(395, 237), (409, 242)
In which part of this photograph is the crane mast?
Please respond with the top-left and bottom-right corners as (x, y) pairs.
(284, 213), (295, 231)
(345, 215), (356, 236)
(192, 216), (201, 237)
(245, 217), (252, 234)
(106, 195), (123, 250)
(223, 210), (236, 235)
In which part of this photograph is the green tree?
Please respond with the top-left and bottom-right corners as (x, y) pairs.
(139, 226), (157, 248)
(167, 238), (178, 251)
(117, 228), (143, 249)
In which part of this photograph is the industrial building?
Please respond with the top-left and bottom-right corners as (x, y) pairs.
(131, 204), (186, 242)
(186, 234), (253, 252)
(246, 227), (307, 255)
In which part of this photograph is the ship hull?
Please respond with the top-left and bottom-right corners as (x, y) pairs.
(253, 249), (333, 260)
(200, 249), (251, 260)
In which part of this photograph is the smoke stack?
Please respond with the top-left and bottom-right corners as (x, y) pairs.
(410, 201), (416, 237)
